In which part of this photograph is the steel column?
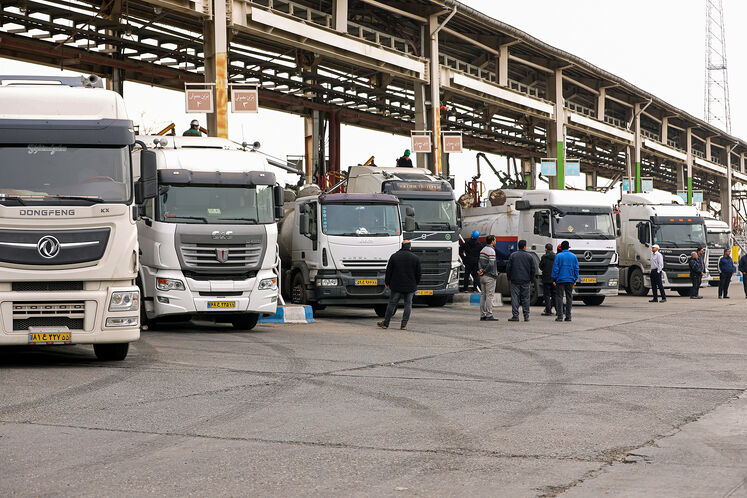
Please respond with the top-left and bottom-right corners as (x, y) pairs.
(547, 68), (565, 189)
(205, 0), (228, 138)
(429, 13), (442, 175)
(333, 0), (348, 32)
(686, 127), (693, 204)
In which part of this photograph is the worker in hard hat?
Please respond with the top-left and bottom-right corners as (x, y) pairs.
(459, 230), (483, 292)
(183, 119), (203, 136)
(396, 149), (413, 167)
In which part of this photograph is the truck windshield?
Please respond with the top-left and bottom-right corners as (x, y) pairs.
(398, 198), (457, 231)
(552, 212), (615, 239)
(652, 223), (706, 247)
(706, 231), (730, 248)
(158, 184), (273, 224)
(321, 203), (400, 236)
(0, 145), (131, 204)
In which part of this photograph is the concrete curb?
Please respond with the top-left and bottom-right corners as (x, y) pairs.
(451, 293), (503, 306)
(259, 305), (314, 324)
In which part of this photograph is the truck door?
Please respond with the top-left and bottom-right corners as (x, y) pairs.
(529, 210), (551, 251)
(296, 201), (319, 268)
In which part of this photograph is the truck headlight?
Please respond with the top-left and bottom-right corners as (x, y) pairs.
(106, 316), (138, 327)
(259, 277), (278, 290)
(610, 252), (619, 265)
(449, 268), (459, 282)
(109, 291), (139, 312)
(608, 278), (619, 287)
(156, 278), (185, 291)
(317, 278), (338, 287)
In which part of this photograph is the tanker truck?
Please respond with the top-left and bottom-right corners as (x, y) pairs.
(135, 135), (285, 331)
(279, 188), (408, 316)
(462, 189), (619, 306)
(346, 165), (461, 306)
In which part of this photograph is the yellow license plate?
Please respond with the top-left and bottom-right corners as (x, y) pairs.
(712, 276), (720, 280)
(581, 277), (597, 284)
(28, 332), (71, 345)
(355, 279), (378, 286)
(207, 301), (236, 309)
(416, 290), (434, 296)
(678, 273), (690, 278)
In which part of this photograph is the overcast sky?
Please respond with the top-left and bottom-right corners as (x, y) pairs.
(1, 0), (744, 193)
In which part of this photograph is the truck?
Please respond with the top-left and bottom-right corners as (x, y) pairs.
(0, 75), (157, 361)
(617, 192), (708, 296)
(461, 189), (619, 306)
(346, 165), (461, 306)
(701, 214), (732, 286)
(280, 189), (405, 316)
(135, 135), (285, 330)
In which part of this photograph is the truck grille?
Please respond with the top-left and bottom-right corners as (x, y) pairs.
(345, 285), (386, 295)
(12, 281), (84, 292)
(571, 250), (613, 268)
(180, 243), (262, 269)
(411, 248), (450, 289)
(708, 253), (720, 274)
(342, 259), (387, 268)
(12, 301), (85, 331)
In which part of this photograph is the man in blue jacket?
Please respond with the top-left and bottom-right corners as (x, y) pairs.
(551, 240), (580, 322)
(718, 248), (736, 299)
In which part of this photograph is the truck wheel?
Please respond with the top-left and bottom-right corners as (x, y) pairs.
(426, 296), (449, 307)
(581, 296), (605, 306)
(93, 343), (129, 361)
(628, 268), (649, 296)
(374, 304), (388, 317)
(290, 272), (308, 305)
(529, 281), (540, 306)
(232, 313), (259, 331)
(676, 288), (691, 297)
(708, 281), (719, 287)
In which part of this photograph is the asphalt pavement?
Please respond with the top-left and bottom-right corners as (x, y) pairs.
(1, 284), (745, 497)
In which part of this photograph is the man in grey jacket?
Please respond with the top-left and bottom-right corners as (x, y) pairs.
(649, 244), (666, 303)
(506, 239), (537, 322)
(477, 235), (498, 321)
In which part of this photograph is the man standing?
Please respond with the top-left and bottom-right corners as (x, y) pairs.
(552, 240), (579, 322)
(378, 240), (421, 330)
(506, 240), (537, 322)
(688, 249), (704, 299)
(739, 251), (747, 298)
(539, 243), (556, 316)
(718, 248), (735, 299)
(649, 244), (666, 303)
(477, 235), (498, 321)
(459, 231), (482, 292)
(396, 149), (413, 168)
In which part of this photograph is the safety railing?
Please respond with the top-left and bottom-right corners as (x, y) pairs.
(440, 54), (496, 82)
(566, 101), (595, 117)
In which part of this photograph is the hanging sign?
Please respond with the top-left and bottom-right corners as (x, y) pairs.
(441, 131), (463, 153)
(410, 131), (432, 153)
(185, 88), (214, 113)
(540, 158), (557, 176)
(641, 177), (654, 193)
(231, 87), (259, 113)
(565, 159), (580, 177)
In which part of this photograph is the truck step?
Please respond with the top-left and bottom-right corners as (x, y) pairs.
(259, 305), (314, 324)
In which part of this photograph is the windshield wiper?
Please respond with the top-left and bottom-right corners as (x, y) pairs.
(46, 195), (105, 204)
(217, 217), (257, 223)
(0, 195), (27, 205)
(166, 215), (208, 223)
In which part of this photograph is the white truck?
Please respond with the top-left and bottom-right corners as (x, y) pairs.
(617, 192), (707, 296)
(280, 190), (405, 316)
(0, 75), (157, 361)
(346, 166), (461, 306)
(701, 214), (732, 286)
(462, 189), (619, 306)
(135, 136), (285, 330)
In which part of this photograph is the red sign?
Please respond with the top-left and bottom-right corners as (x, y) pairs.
(185, 89), (213, 113)
(231, 88), (258, 113)
(411, 134), (432, 153)
(442, 134), (463, 153)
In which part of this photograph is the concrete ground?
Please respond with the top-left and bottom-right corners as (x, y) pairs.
(0, 284), (745, 497)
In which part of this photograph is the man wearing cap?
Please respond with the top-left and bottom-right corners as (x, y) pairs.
(183, 119), (203, 136)
(552, 240), (579, 322)
(539, 243), (556, 315)
(396, 149), (413, 168)
(459, 231), (483, 292)
(649, 244), (666, 303)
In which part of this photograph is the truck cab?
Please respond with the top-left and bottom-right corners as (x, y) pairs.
(617, 192), (707, 296)
(280, 192), (403, 315)
(135, 136), (284, 330)
(462, 189), (619, 305)
(346, 166), (461, 306)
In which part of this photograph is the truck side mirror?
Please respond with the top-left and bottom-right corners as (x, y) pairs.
(135, 150), (158, 204)
(299, 212), (310, 236)
(273, 185), (284, 219)
(405, 206), (415, 217)
(616, 213), (622, 237)
(404, 216), (416, 232)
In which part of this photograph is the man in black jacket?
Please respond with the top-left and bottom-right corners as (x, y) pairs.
(459, 231), (483, 292)
(378, 240), (422, 330)
(740, 251), (747, 298)
(505, 239), (537, 322)
(689, 249), (705, 299)
(539, 243), (555, 316)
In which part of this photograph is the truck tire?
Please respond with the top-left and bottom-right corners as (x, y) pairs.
(708, 281), (719, 287)
(581, 296), (605, 306)
(628, 267), (649, 296)
(374, 304), (388, 317)
(232, 313), (259, 331)
(93, 343), (129, 361)
(426, 295), (449, 307)
(676, 288), (691, 297)
(290, 272), (308, 305)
